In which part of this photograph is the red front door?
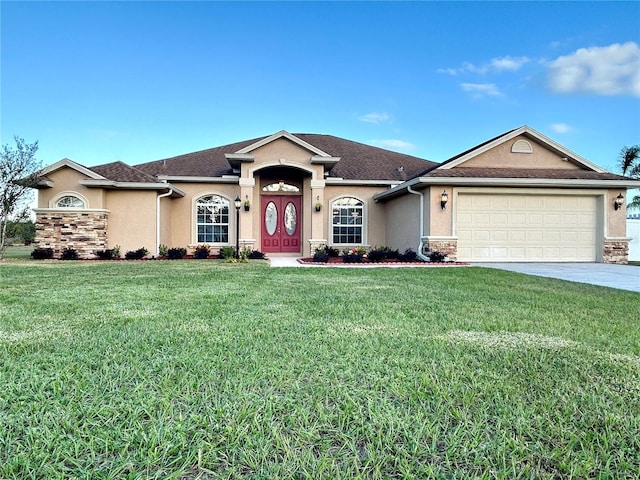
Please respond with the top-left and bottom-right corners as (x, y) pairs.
(261, 195), (301, 253)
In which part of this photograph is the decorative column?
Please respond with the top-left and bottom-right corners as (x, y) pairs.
(309, 179), (326, 254)
(238, 177), (256, 251)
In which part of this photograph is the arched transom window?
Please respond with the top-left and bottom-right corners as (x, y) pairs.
(262, 182), (300, 192)
(332, 197), (364, 245)
(196, 195), (230, 243)
(56, 195), (85, 208)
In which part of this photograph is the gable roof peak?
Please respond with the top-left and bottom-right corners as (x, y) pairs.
(436, 125), (605, 173)
(37, 157), (106, 180)
(235, 130), (332, 157)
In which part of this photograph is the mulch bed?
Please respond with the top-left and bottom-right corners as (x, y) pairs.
(298, 257), (469, 267)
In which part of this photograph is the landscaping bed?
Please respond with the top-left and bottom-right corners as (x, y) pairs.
(298, 256), (469, 266)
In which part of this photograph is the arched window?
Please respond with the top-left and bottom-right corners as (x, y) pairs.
(196, 195), (230, 243)
(56, 195), (85, 208)
(262, 182), (300, 192)
(331, 197), (364, 245)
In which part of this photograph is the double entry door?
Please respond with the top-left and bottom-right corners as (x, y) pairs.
(261, 195), (301, 253)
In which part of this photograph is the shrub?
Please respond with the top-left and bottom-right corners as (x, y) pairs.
(342, 246), (366, 263)
(158, 244), (169, 257)
(238, 247), (250, 263)
(247, 250), (266, 260)
(382, 247), (400, 260)
(95, 249), (114, 260)
(30, 247), (53, 260)
(218, 246), (235, 260)
(124, 247), (149, 260)
(111, 245), (121, 259)
(193, 244), (211, 259)
(367, 246), (388, 263)
(398, 248), (418, 262)
(343, 253), (364, 263)
(61, 247), (79, 260)
(429, 251), (446, 262)
(325, 246), (341, 257)
(167, 247), (187, 260)
(313, 246), (330, 263)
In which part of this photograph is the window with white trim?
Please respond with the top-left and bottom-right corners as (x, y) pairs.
(56, 195), (85, 208)
(196, 195), (230, 243)
(331, 197), (364, 245)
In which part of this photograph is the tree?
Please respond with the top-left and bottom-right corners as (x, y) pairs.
(618, 145), (640, 213)
(0, 137), (41, 258)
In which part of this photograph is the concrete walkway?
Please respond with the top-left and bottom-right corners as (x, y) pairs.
(269, 256), (640, 292)
(474, 263), (640, 293)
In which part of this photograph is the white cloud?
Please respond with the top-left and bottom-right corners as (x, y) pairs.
(550, 123), (572, 134)
(358, 112), (391, 124)
(372, 139), (414, 151)
(547, 42), (640, 97)
(438, 56), (529, 76)
(460, 83), (503, 98)
(490, 56), (530, 72)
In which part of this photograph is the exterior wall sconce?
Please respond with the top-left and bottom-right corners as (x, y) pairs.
(614, 193), (624, 210)
(440, 190), (449, 210)
(244, 194), (250, 211)
(234, 196), (242, 258)
(315, 195), (322, 212)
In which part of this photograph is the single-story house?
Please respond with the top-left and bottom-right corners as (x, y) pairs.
(31, 125), (640, 263)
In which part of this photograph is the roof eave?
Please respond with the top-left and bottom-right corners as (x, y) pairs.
(326, 178), (403, 187)
(374, 176), (640, 202)
(156, 175), (239, 183)
(79, 179), (186, 197)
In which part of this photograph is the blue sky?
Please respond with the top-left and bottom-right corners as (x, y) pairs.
(2, 1), (639, 174)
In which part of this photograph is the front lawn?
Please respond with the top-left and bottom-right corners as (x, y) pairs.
(1, 261), (638, 479)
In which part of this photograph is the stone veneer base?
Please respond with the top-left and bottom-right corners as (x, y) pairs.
(603, 240), (629, 265)
(35, 211), (108, 259)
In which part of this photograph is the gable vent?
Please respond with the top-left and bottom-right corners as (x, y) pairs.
(511, 139), (533, 154)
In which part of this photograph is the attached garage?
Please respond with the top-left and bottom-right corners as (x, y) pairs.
(456, 193), (599, 262)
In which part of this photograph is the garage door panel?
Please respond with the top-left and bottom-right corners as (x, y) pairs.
(457, 194), (597, 262)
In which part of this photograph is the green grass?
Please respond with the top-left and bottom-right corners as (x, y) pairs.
(1, 260), (639, 479)
(2, 244), (32, 259)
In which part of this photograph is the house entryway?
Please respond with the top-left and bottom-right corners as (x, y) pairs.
(261, 195), (301, 253)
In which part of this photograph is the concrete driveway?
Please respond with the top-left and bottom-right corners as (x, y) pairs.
(474, 263), (640, 292)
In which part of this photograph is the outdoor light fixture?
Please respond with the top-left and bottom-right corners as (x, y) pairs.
(440, 190), (449, 210)
(614, 193), (624, 211)
(234, 196), (241, 258)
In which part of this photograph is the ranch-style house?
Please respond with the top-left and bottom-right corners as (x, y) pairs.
(30, 126), (640, 263)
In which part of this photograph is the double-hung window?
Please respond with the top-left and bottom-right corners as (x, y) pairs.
(331, 197), (364, 245)
(196, 195), (229, 243)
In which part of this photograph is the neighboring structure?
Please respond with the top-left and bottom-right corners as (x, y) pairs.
(30, 126), (640, 263)
(628, 214), (640, 262)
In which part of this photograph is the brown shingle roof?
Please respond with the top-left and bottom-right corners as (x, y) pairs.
(424, 168), (629, 181)
(296, 134), (437, 181)
(131, 134), (437, 181)
(90, 161), (159, 183)
(134, 138), (262, 178)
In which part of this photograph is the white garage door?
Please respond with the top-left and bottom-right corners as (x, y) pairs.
(456, 194), (597, 262)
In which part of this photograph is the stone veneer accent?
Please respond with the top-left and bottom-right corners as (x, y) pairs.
(35, 211), (108, 259)
(603, 240), (629, 264)
(424, 238), (458, 261)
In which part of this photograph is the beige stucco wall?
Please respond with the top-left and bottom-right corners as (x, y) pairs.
(162, 183), (240, 252)
(248, 138), (321, 165)
(323, 185), (388, 251)
(104, 190), (157, 253)
(459, 135), (581, 170)
(384, 193), (421, 252)
(608, 189), (629, 238)
(428, 186), (453, 236)
(37, 168), (105, 209)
